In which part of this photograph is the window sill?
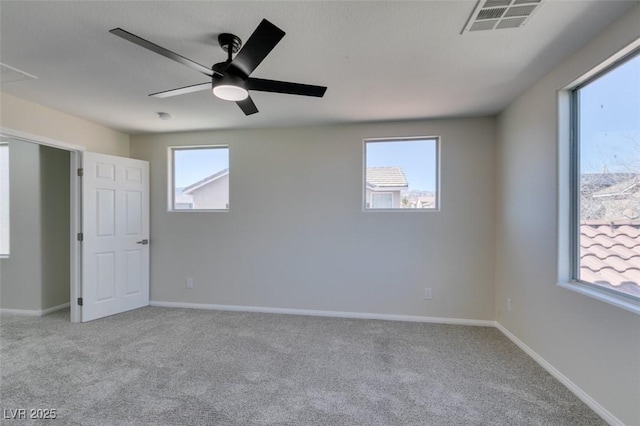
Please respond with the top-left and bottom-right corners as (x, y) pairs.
(168, 209), (229, 213)
(363, 208), (440, 213)
(557, 281), (640, 315)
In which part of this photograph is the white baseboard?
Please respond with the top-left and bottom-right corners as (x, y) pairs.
(0, 302), (70, 317)
(495, 322), (623, 426)
(41, 302), (70, 315)
(0, 308), (42, 316)
(149, 300), (495, 327)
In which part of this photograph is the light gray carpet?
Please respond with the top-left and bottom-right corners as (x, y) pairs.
(1, 307), (604, 425)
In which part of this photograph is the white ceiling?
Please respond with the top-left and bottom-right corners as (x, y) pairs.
(0, 1), (636, 135)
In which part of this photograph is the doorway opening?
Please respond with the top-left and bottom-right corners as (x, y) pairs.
(0, 128), (82, 322)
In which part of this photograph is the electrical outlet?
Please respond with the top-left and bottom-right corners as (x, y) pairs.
(186, 278), (194, 289)
(424, 288), (432, 300)
(507, 297), (512, 312)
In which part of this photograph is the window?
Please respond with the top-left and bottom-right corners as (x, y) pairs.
(567, 47), (640, 308)
(0, 140), (8, 257)
(169, 146), (229, 211)
(371, 192), (393, 209)
(364, 137), (439, 210)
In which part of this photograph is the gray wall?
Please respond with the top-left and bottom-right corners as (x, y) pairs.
(0, 141), (70, 311)
(131, 117), (496, 320)
(40, 145), (70, 309)
(0, 140), (43, 310)
(495, 4), (640, 425)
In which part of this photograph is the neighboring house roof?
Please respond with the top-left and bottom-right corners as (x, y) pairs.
(580, 221), (640, 297)
(366, 167), (408, 188)
(591, 175), (640, 198)
(174, 187), (193, 203)
(183, 168), (229, 194)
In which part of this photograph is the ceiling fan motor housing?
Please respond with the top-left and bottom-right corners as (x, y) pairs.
(211, 65), (248, 101)
(212, 69), (246, 89)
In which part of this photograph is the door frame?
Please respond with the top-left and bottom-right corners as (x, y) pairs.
(0, 127), (84, 323)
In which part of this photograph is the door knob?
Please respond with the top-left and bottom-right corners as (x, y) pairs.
(136, 239), (149, 245)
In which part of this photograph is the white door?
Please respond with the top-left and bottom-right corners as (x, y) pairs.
(81, 152), (149, 322)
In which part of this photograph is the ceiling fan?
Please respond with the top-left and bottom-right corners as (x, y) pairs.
(109, 19), (327, 115)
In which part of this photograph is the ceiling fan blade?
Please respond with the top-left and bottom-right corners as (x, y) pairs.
(247, 78), (327, 97)
(149, 82), (211, 98)
(236, 96), (259, 116)
(110, 28), (219, 77)
(229, 19), (285, 78)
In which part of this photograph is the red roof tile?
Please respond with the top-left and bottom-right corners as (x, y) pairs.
(579, 222), (640, 298)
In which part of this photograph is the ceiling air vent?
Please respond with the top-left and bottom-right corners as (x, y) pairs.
(0, 63), (37, 84)
(462, 0), (543, 33)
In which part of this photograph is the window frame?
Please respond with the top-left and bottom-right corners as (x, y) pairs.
(0, 140), (9, 258)
(168, 145), (230, 213)
(363, 136), (441, 212)
(557, 41), (640, 314)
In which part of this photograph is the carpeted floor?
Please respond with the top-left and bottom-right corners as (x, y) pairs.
(1, 307), (604, 425)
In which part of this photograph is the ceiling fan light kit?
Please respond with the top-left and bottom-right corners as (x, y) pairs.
(109, 19), (327, 116)
(213, 84), (248, 101)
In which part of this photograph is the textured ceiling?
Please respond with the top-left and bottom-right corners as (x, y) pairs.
(0, 1), (636, 135)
